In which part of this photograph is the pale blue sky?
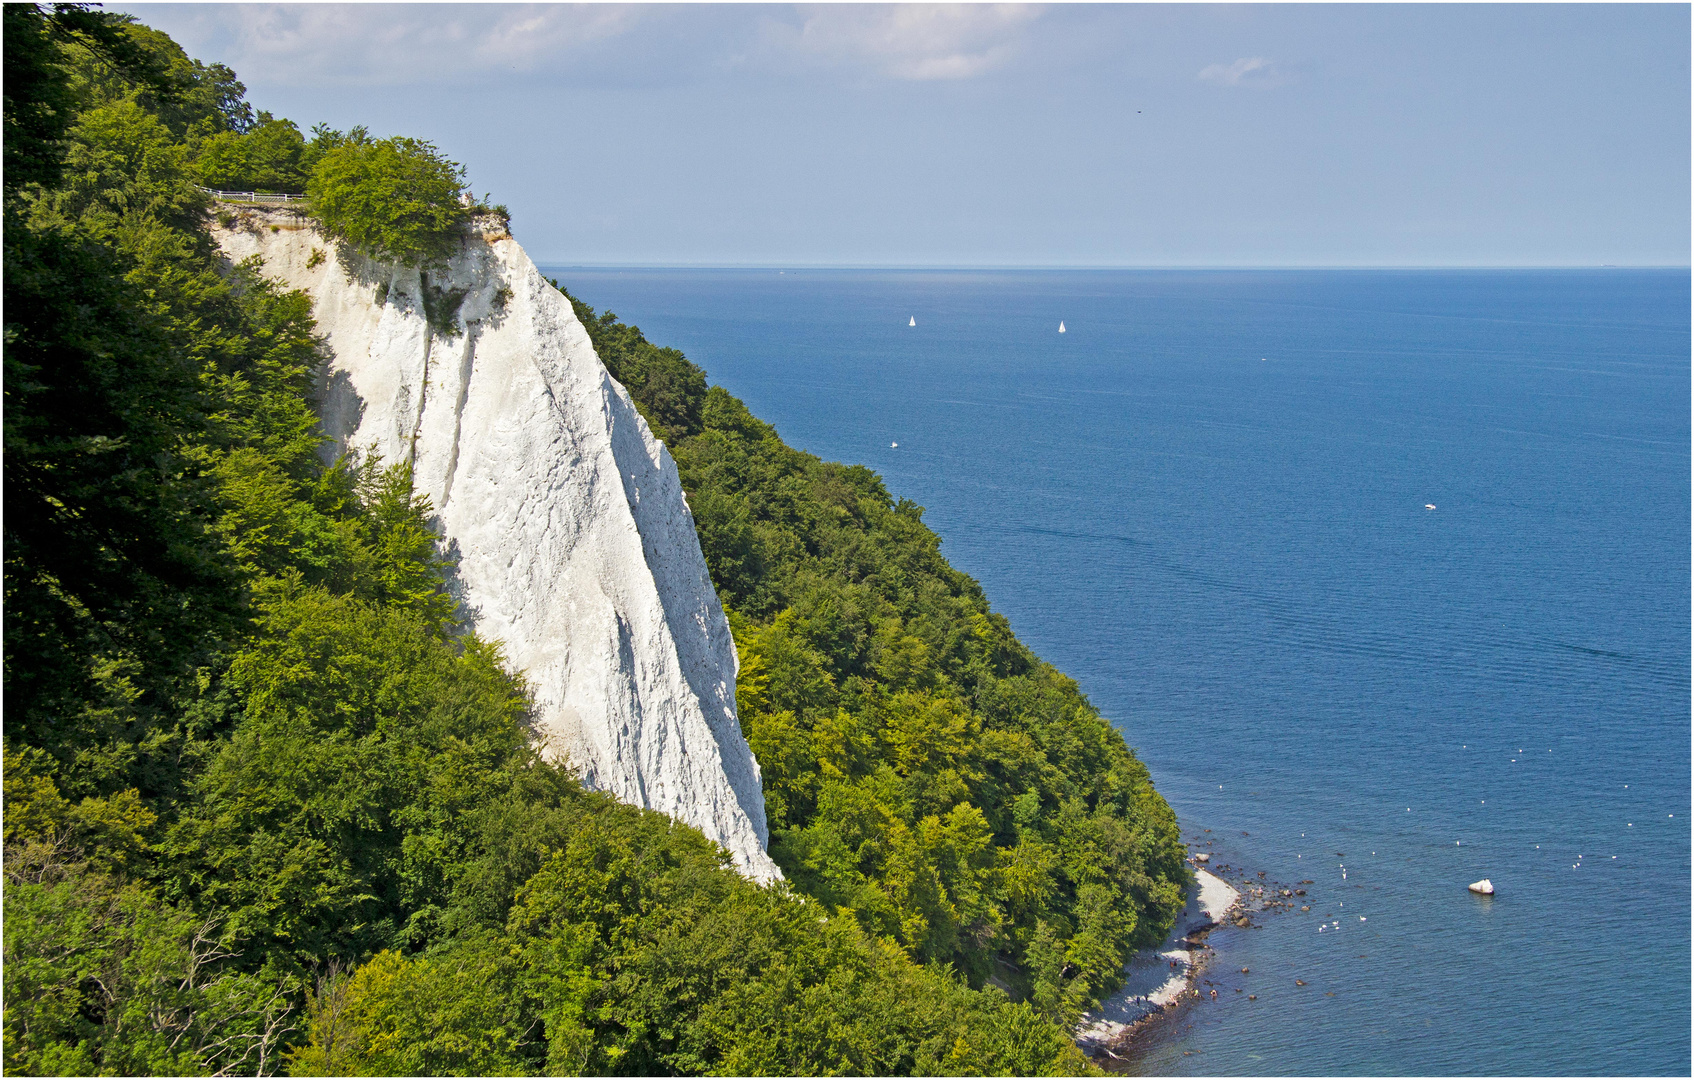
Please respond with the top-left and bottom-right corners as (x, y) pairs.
(120, 3), (1689, 266)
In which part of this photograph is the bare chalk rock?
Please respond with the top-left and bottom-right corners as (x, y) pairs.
(215, 209), (779, 881)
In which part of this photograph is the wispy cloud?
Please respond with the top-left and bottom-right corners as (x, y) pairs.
(1198, 56), (1284, 88)
(764, 4), (1042, 81)
(117, 4), (652, 87)
(116, 3), (1050, 89)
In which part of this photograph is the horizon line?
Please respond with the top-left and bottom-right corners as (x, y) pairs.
(533, 261), (1691, 272)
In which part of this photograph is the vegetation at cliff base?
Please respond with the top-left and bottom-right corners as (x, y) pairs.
(567, 294), (1188, 1018)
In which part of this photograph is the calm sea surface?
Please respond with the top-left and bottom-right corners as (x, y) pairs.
(541, 265), (1691, 1076)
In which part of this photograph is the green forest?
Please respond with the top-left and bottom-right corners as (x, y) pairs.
(3, 6), (1187, 1075)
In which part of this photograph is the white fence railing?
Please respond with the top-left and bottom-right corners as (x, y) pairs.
(201, 187), (309, 204)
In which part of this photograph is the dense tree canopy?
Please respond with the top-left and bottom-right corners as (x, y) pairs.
(3, 7), (1182, 1074)
(306, 134), (471, 264)
(193, 113), (314, 193)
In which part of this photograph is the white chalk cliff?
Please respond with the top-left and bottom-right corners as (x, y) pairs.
(214, 209), (779, 881)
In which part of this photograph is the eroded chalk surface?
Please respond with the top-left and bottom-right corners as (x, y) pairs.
(216, 210), (779, 882)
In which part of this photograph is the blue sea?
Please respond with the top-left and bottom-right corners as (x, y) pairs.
(541, 265), (1692, 1076)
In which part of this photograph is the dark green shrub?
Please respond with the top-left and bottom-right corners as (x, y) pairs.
(307, 136), (469, 265)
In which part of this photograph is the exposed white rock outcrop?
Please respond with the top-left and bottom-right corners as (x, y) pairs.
(214, 208), (779, 881)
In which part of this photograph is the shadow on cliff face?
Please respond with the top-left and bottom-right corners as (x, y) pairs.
(436, 535), (485, 636)
(600, 379), (772, 848)
(334, 240), (399, 292)
(316, 368), (367, 464)
(337, 234), (512, 337)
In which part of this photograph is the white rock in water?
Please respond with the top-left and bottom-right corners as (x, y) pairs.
(215, 211), (779, 881)
(1193, 852), (1210, 863)
(1468, 878), (1494, 895)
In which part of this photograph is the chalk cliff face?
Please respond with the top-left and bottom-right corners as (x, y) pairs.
(215, 209), (779, 881)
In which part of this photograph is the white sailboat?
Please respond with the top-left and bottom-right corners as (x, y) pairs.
(1058, 321), (1066, 333)
(909, 316), (916, 327)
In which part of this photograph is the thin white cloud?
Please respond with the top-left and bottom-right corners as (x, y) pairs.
(118, 4), (650, 87)
(772, 4), (1041, 81)
(119, 3), (1047, 89)
(1198, 56), (1284, 88)
(466, 6), (640, 72)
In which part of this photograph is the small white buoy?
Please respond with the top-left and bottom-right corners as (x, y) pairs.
(1468, 878), (1494, 895)
(1058, 321), (1066, 333)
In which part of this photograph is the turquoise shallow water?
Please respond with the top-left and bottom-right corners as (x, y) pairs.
(543, 265), (1691, 1076)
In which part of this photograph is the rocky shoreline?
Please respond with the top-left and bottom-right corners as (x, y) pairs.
(1074, 863), (1242, 1061)
(1075, 830), (1330, 1066)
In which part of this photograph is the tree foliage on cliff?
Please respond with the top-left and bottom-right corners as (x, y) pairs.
(305, 134), (471, 265)
(3, 9), (1101, 1075)
(565, 296), (1188, 1020)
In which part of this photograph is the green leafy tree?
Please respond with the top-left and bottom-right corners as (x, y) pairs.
(2, 4), (178, 198)
(192, 112), (313, 192)
(64, 16), (252, 141)
(307, 135), (470, 265)
(289, 808), (1095, 1077)
(3, 753), (302, 1076)
(157, 585), (529, 967)
(3, 101), (237, 799)
(287, 935), (535, 1077)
